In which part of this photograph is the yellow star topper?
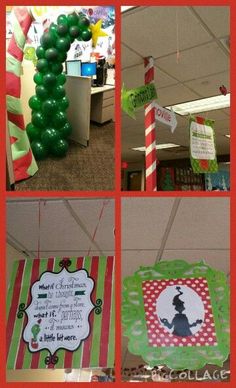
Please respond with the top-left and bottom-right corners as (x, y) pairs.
(90, 19), (108, 47)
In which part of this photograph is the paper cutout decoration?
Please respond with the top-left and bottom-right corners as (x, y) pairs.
(121, 83), (157, 118)
(7, 257), (115, 369)
(122, 260), (229, 370)
(154, 103), (177, 133)
(190, 116), (218, 173)
(90, 19), (108, 47)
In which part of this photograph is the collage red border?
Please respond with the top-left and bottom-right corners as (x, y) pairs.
(0, 0), (235, 387)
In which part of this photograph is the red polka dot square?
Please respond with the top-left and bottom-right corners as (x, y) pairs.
(142, 277), (218, 348)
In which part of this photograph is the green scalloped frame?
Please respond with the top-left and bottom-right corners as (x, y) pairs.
(122, 260), (229, 370)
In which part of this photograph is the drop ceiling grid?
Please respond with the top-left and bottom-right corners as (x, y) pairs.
(121, 6), (230, 161)
(122, 7), (214, 63)
(7, 198), (114, 258)
(121, 197), (230, 277)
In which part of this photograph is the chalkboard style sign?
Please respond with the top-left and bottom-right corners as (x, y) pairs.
(122, 260), (229, 370)
(7, 257), (114, 369)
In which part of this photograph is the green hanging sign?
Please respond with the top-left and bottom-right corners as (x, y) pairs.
(122, 260), (229, 370)
(121, 83), (157, 118)
(190, 116), (218, 173)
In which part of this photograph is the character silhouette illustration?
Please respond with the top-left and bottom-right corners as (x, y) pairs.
(160, 286), (203, 336)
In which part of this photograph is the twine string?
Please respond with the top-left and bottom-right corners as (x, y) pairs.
(87, 199), (110, 256)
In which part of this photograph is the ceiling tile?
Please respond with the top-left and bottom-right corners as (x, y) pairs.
(157, 42), (229, 83)
(122, 6), (212, 60)
(193, 6), (230, 38)
(161, 250), (229, 274)
(7, 201), (40, 250)
(68, 199), (115, 250)
(184, 71), (229, 97)
(166, 197), (229, 249)
(122, 64), (178, 89)
(121, 44), (142, 69)
(7, 199), (114, 253)
(122, 250), (158, 278)
(122, 198), (175, 249)
(157, 83), (199, 106)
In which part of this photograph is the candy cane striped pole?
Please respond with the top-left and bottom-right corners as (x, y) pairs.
(144, 56), (157, 191)
(6, 6), (38, 181)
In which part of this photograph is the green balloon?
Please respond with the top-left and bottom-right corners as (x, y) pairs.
(57, 23), (69, 36)
(69, 25), (80, 39)
(26, 123), (41, 141)
(56, 37), (71, 52)
(58, 122), (72, 139)
(40, 31), (56, 49)
(52, 85), (65, 99)
(36, 46), (45, 59)
(51, 138), (69, 157)
(33, 72), (44, 85)
(57, 52), (67, 63)
(31, 141), (48, 160)
(28, 95), (42, 110)
(45, 47), (58, 61)
(81, 29), (92, 42)
(78, 16), (90, 29)
(69, 35), (75, 44)
(57, 14), (68, 26)
(42, 98), (57, 115)
(57, 96), (69, 110)
(51, 62), (63, 75)
(32, 112), (46, 128)
(53, 111), (67, 128)
(35, 85), (49, 100)
(41, 127), (60, 146)
(49, 23), (58, 39)
(43, 72), (57, 87)
(36, 58), (49, 73)
(57, 73), (66, 85)
(67, 13), (79, 26)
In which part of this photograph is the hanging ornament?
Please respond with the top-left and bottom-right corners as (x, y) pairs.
(90, 19), (108, 47)
(219, 85), (228, 96)
(122, 260), (229, 370)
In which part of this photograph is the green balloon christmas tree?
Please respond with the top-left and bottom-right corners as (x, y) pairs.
(26, 12), (93, 160)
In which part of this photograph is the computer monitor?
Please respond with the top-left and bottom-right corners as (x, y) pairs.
(65, 60), (81, 76)
(81, 62), (97, 77)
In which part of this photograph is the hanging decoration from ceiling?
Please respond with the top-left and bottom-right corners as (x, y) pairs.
(122, 260), (229, 370)
(121, 83), (157, 119)
(7, 256), (114, 369)
(190, 116), (218, 173)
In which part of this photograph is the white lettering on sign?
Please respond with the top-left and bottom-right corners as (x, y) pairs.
(190, 121), (215, 160)
(23, 268), (94, 354)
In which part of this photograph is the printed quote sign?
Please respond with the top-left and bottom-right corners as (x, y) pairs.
(190, 121), (215, 160)
(23, 269), (94, 354)
(189, 116), (218, 173)
(7, 257), (115, 369)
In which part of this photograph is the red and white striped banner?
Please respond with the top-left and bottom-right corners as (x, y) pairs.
(6, 7), (38, 181)
(144, 57), (157, 191)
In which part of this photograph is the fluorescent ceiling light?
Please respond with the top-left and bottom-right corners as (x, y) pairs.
(225, 134), (230, 138)
(132, 143), (180, 152)
(121, 6), (137, 12)
(166, 94), (230, 116)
